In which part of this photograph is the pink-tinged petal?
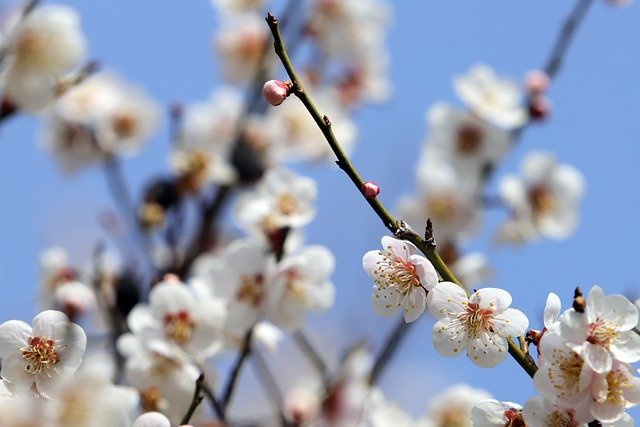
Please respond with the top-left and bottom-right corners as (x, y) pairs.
(362, 250), (383, 280)
(611, 331), (640, 364)
(533, 365), (558, 402)
(403, 287), (426, 323)
(559, 309), (589, 344)
(371, 285), (402, 318)
(427, 281), (467, 319)
(586, 286), (606, 323)
(56, 322), (86, 371)
(0, 320), (31, 357)
(493, 308), (529, 338)
(522, 396), (547, 427)
(381, 236), (417, 260)
(591, 401), (625, 423)
(468, 333), (507, 368)
(591, 372), (609, 402)
(543, 293), (561, 328)
(432, 318), (468, 357)
(583, 342), (612, 374)
(473, 288), (512, 311)
(602, 295), (638, 331)
(0, 353), (33, 392)
(31, 310), (71, 339)
(409, 254), (438, 291)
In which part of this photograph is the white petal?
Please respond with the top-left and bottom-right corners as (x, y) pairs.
(493, 308), (529, 338)
(381, 236), (417, 260)
(583, 341), (612, 374)
(0, 320), (31, 357)
(602, 294), (638, 331)
(471, 399), (509, 426)
(371, 285), (402, 318)
(31, 310), (71, 339)
(468, 333), (508, 368)
(56, 321), (87, 371)
(559, 309), (589, 344)
(611, 331), (640, 364)
(0, 354), (33, 392)
(431, 318), (468, 357)
(403, 287), (426, 323)
(543, 293), (561, 328)
(409, 254), (438, 291)
(473, 287), (512, 311)
(426, 281), (467, 319)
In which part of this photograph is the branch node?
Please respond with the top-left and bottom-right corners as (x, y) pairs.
(424, 218), (436, 248)
(323, 115), (332, 127)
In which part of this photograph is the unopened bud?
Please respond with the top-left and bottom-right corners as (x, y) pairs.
(573, 287), (586, 313)
(524, 70), (550, 95)
(361, 181), (380, 199)
(263, 79), (292, 106)
(528, 95), (552, 121)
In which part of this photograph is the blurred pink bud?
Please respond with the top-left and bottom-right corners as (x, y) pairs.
(263, 79), (291, 106)
(361, 181), (380, 199)
(524, 70), (550, 95)
(528, 95), (552, 121)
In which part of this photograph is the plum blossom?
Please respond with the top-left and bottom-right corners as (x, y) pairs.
(397, 161), (481, 243)
(1, 4), (86, 111)
(367, 389), (418, 427)
(453, 64), (527, 129)
(42, 72), (159, 172)
(590, 360), (640, 423)
(0, 310), (86, 398)
(363, 236), (438, 322)
(560, 286), (640, 374)
(498, 151), (585, 242)
(424, 102), (511, 181)
(428, 282), (528, 367)
(522, 396), (593, 427)
(126, 278), (226, 358)
(533, 330), (594, 407)
(234, 167), (317, 239)
(170, 88), (241, 191)
(421, 383), (492, 427)
(265, 245), (335, 331)
(470, 399), (524, 427)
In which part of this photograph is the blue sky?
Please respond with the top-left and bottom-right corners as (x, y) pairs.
(1, 0), (639, 420)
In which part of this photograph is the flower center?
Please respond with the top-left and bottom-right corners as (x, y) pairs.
(236, 273), (265, 306)
(277, 193), (297, 216)
(457, 302), (494, 339)
(545, 410), (574, 427)
(503, 409), (526, 427)
(603, 368), (632, 406)
(586, 318), (616, 349)
(549, 348), (584, 396)
(163, 310), (195, 344)
(528, 185), (555, 216)
(456, 123), (483, 155)
(375, 251), (420, 294)
(285, 269), (308, 304)
(20, 336), (61, 374)
(427, 194), (457, 222)
(140, 386), (164, 413)
(112, 113), (137, 139)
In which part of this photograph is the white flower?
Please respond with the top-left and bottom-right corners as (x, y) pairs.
(170, 88), (241, 191)
(427, 283), (529, 367)
(53, 280), (97, 316)
(453, 64), (527, 129)
(234, 167), (317, 238)
(471, 399), (523, 427)
(498, 151), (585, 241)
(126, 279), (226, 358)
(42, 72), (159, 172)
(265, 245), (335, 331)
(368, 389), (418, 427)
(214, 13), (271, 84)
(424, 103), (511, 178)
(421, 383), (492, 427)
(533, 330), (593, 407)
(0, 310), (86, 398)
(522, 396), (592, 427)
(284, 384), (321, 425)
(450, 252), (493, 293)
(559, 286), (640, 374)
(2, 4), (86, 111)
(363, 236), (438, 322)
(397, 161), (481, 243)
(590, 360), (640, 423)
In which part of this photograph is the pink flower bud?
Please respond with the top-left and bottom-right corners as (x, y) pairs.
(524, 70), (550, 95)
(263, 79), (291, 106)
(361, 181), (380, 199)
(528, 95), (552, 121)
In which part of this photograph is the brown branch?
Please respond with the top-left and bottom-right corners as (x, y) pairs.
(221, 328), (254, 411)
(181, 374), (205, 425)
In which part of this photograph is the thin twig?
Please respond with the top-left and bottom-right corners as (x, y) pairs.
(181, 374), (205, 425)
(266, 12), (538, 379)
(251, 349), (290, 426)
(543, 0), (596, 80)
(202, 382), (226, 422)
(292, 330), (330, 386)
(221, 328), (255, 411)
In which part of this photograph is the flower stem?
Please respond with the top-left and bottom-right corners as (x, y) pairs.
(266, 12), (538, 379)
(181, 374), (205, 425)
(221, 328), (254, 412)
